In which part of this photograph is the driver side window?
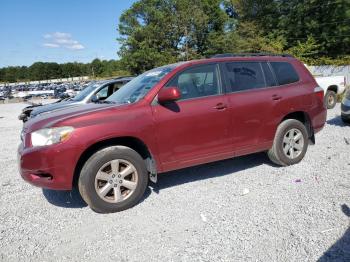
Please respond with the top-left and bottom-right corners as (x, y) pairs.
(166, 64), (219, 100)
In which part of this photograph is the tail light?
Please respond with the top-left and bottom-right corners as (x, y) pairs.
(314, 86), (324, 102)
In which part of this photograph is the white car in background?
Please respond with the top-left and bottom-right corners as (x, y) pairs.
(315, 75), (347, 109)
(305, 64), (347, 109)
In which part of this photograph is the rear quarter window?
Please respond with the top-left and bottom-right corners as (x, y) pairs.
(270, 62), (300, 85)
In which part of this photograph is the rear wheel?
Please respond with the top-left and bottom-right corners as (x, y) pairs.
(325, 90), (337, 109)
(268, 119), (309, 166)
(78, 146), (148, 213)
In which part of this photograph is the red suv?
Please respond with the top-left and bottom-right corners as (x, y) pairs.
(18, 54), (326, 213)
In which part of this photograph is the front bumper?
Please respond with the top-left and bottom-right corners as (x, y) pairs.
(18, 142), (80, 190)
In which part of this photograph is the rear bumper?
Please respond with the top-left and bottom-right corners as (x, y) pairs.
(312, 107), (327, 135)
(18, 142), (80, 190)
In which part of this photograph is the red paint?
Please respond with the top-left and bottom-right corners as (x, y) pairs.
(158, 86), (181, 103)
(18, 56), (327, 190)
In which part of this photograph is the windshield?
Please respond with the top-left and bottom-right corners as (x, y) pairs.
(106, 66), (176, 104)
(71, 83), (101, 101)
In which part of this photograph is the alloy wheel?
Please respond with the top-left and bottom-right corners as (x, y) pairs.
(282, 128), (304, 159)
(328, 95), (335, 107)
(94, 159), (138, 203)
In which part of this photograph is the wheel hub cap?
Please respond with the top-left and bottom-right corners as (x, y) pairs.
(94, 159), (138, 203)
(282, 128), (304, 159)
(328, 96), (334, 105)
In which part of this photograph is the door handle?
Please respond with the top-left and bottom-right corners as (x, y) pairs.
(213, 103), (227, 110)
(272, 94), (282, 101)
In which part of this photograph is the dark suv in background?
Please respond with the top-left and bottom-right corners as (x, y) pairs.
(341, 88), (350, 123)
(18, 54), (326, 213)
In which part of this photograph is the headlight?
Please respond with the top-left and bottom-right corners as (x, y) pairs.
(31, 126), (74, 147)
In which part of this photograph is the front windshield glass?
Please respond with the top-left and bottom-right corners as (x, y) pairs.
(72, 82), (101, 101)
(106, 65), (176, 104)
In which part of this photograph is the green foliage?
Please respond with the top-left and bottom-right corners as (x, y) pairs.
(233, 0), (350, 59)
(287, 37), (320, 64)
(118, 0), (350, 74)
(0, 60), (129, 83)
(118, 0), (231, 74)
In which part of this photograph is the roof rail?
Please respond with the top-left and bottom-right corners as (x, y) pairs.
(211, 53), (294, 58)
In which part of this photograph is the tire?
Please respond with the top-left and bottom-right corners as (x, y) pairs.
(325, 90), (337, 109)
(78, 146), (148, 213)
(267, 119), (309, 166)
(341, 115), (350, 124)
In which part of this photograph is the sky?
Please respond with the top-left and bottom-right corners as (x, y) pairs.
(0, 0), (137, 67)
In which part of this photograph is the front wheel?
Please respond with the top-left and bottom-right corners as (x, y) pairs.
(78, 146), (148, 213)
(325, 90), (337, 109)
(268, 119), (309, 166)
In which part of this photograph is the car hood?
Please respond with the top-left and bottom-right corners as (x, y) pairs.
(24, 102), (119, 133)
(30, 100), (78, 117)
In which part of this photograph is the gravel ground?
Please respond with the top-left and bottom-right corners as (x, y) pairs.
(0, 102), (349, 262)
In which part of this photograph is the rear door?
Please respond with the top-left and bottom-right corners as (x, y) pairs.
(152, 63), (231, 171)
(222, 61), (281, 154)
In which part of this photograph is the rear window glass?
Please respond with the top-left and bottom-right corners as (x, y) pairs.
(270, 62), (299, 85)
(224, 62), (266, 92)
(261, 62), (276, 87)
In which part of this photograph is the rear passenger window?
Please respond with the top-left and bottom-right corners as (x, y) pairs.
(224, 62), (266, 92)
(261, 62), (277, 87)
(270, 62), (299, 85)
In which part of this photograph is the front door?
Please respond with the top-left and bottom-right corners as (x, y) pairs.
(152, 63), (231, 171)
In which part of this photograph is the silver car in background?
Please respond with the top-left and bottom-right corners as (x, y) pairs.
(19, 76), (134, 122)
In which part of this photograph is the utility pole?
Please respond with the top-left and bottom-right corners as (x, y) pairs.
(184, 27), (189, 61)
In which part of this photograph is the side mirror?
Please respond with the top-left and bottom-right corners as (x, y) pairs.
(158, 87), (181, 104)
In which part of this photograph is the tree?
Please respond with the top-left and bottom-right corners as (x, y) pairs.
(230, 0), (350, 59)
(279, 0), (350, 58)
(61, 62), (85, 78)
(287, 36), (320, 64)
(117, 0), (232, 74)
(0, 59), (129, 82)
(28, 62), (47, 81)
(45, 63), (62, 79)
(91, 59), (104, 76)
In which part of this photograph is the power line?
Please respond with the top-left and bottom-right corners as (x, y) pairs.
(282, 19), (350, 30)
(307, 18), (350, 27)
(287, 34), (350, 40)
(287, 0), (346, 12)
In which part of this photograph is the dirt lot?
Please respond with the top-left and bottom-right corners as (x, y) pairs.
(0, 102), (349, 262)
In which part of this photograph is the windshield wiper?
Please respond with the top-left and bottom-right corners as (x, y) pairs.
(95, 100), (116, 104)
